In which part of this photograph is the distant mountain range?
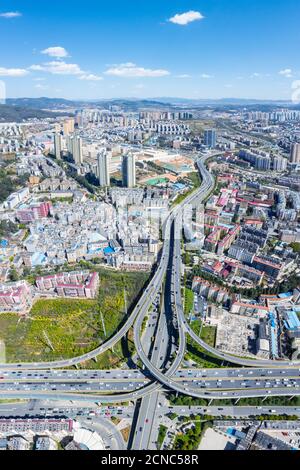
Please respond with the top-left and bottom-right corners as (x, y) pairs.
(0, 103), (73, 122)
(1, 97), (299, 121)
(152, 97), (294, 105)
(5, 97), (174, 111)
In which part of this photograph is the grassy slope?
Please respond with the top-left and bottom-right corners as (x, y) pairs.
(0, 270), (149, 366)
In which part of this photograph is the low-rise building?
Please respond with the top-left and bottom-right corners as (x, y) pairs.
(0, 281), (32, 314)
(36, 271), (99, 299)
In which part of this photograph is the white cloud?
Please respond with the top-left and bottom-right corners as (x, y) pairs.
(78, 74), (103, 81)
(176, 74), (192, 79)
(250, 72), (271, 79)
(35, 83), (49, 90)
(0, 67), (28, 77)
(279, 68), (293, 78)
(169, 11), (204, 26)
(104, 63), (170, 78)
(30, 61), (83, 75)
(0, 11), (22, 18)
(200, 73), (214, 79)
(41, 46), (69, 58)
(30, 61), (103, 82)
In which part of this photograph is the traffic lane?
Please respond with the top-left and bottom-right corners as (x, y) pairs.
(1, 367), (300, 382)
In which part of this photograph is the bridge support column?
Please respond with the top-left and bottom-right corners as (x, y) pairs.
(262, 396), (268, 403)
(289, 395), (295, 401)
(235, 398), (240, 405)
(208, 399), (213, 406)
(94, 357), (98, 363)
(75, 364), (79, 370)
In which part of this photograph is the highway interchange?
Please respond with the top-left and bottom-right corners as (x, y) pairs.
(1, 154), (300, 449)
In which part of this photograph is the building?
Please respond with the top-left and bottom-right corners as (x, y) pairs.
(256, 320), (270, 358)
(72, 136), (83, 165)
(0, 438), (7, 451)
(255, 155), (271, 171)
(252, 431), (294, 451)
(54, 133), (63, 160)
(204, 129), (217, 148)
(97, 152), (110, 187)
(35, 436), (58, 451)
(290, 143), (300, 164)
(283, 310), (300, 339)
(17, 201), (52, 223)
(36, 271), (99, 299)
(0, 281), (32, 314)
(63, 118), (75, 135)
(252, 256), (282, 280)
(7, 436), (30, 451)
(65, 428), (105, 451)
(122, 154), (136, 188)
(273, 155), (288, 172)
(3, 187), (30, 210)
(0, 419), (73, 433)
(230, 301), (269, 318)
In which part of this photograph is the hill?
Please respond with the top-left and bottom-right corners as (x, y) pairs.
(0, 104), (72, 122)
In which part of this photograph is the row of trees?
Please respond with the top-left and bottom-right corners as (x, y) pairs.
(189, 266), (300, 300)
(0, 168), (29, 203)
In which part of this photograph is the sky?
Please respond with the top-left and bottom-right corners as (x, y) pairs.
(0, 0), (299, 100)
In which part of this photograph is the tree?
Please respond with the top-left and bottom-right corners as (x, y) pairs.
(9, 268), (19, 282)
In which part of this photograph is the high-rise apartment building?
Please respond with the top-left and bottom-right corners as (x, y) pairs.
(66, 135), (73, 156)
(122, 154), (136, 188)
(97, 152), (111, 187)
(72, 136), (83, 165)
(204, 129), (217, 148)
(63, 118), (75, 135)
(54, 133), (63, 160)
(273, 155), (288, 172)
(290, 143), (300, 164)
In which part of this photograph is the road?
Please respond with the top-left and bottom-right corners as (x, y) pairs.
(1, 153), (300, 451)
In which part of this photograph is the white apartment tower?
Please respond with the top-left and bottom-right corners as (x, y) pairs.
(72, 136), (83, 165)
(97, 152), (110, 187)
(54, 133), (63, 160)
(122, 154), (136, 188)
(290, 143), (300, 164)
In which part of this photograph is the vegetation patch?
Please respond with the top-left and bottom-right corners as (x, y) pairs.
(184, 288), (194, 316)
(0, 270), (148, 366)
(157, 425), (168, 450)
(173, 419), (213, 450)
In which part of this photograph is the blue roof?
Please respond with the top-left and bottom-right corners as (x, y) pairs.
(278, 292), (293, 299)
(0, 239), (8, 247)
(104, 247), (114, 255)
(270, 328), (278, 357)
(173, 183), (186, 190)
(226, 428), (246, 439)
(268, 312), (276, 328)
(285, 311), (300, 331)
(31, 253), (46, 266)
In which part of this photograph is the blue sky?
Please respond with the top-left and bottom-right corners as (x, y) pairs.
(0, 0), (299, 100)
